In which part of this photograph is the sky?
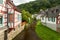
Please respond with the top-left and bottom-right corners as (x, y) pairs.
(13, 0), (35, 6)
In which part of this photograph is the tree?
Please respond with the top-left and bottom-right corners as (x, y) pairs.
(17, 0), (60, 14)
(22, 10), (32, 23)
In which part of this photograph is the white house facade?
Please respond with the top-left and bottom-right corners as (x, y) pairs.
(41, 16), (57, 31)
(40, 6), (60, 32)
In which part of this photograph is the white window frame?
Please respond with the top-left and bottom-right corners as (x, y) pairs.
(48, 17), (55, 22)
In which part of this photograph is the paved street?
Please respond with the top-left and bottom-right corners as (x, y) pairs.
(13, 21), (41, 40)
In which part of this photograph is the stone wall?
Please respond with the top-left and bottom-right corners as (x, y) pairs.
(0, 27), (7, 40)
(8, 24), (25, 40)
(0, 22), (25, 40)
(0, 31), (4, 40)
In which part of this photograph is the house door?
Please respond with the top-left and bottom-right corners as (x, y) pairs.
(8, 14), (14, 28)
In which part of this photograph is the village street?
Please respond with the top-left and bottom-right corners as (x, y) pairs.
(12, 21), (41, 40)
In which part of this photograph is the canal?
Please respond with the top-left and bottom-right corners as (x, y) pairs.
(12, 21), (41, 40)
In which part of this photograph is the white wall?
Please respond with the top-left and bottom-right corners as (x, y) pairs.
(36, 15), (41, 20)
(0, 5), (7, 11)
(3, 14), (7, 27)
(41, 17), (56, 24)
(41, 17), (57, 31)
(14, 11), (22, 27)
(41, 17), (46, 22)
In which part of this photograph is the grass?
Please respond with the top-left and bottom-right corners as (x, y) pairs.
(35, 21), (60, 40)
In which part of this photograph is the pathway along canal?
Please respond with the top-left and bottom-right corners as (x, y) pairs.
(12, 21), (41, 40)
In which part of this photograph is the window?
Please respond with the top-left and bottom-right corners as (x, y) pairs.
(51, 17), (55, 22)
(48, 17), (51, 21)
(0, 0), (3, 4)
(48, 17), (55, 22)
(17, 14), (21, 21)
(0, 16), (2, 24)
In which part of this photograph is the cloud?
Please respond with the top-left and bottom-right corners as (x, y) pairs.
(13, 0), (35, 6)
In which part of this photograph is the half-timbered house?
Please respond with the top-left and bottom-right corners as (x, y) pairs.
(0, 0), (22, 30)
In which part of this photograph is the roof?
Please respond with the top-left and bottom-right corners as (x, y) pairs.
(39, 9), (46, 17)
(6, 0), (21, 12)
(39, 6), (60, 17)
(47, 6), (60, 17)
